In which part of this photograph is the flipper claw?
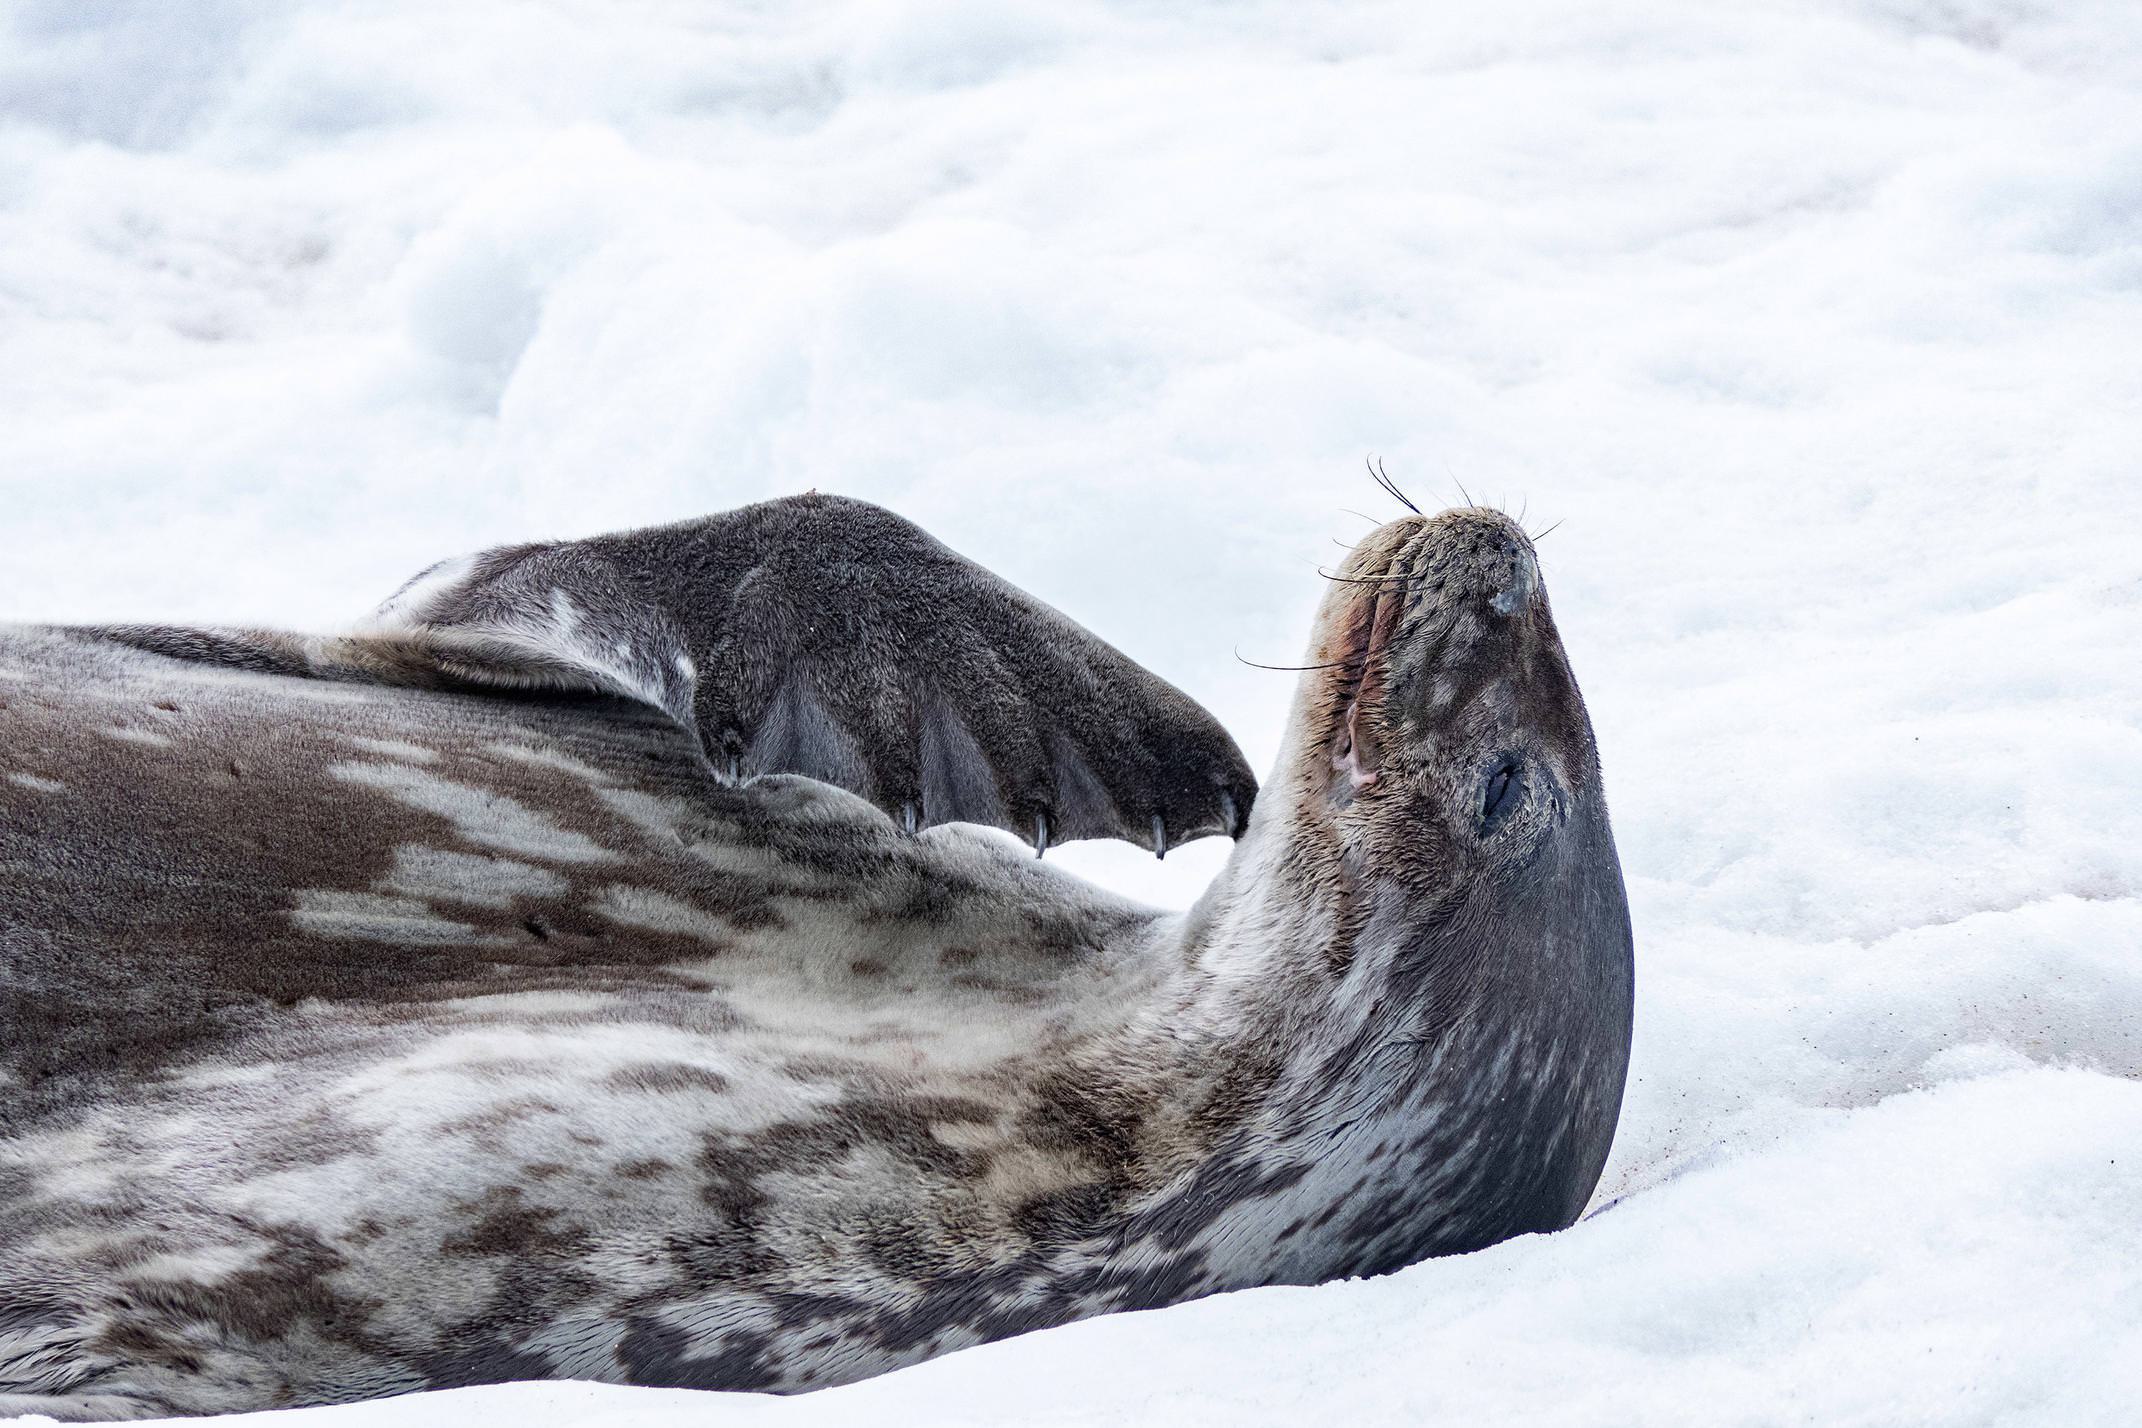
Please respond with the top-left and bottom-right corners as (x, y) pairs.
(364, 494), (1257, 856)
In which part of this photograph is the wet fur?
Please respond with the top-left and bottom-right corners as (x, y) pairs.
(0, 500), (1632, 1420)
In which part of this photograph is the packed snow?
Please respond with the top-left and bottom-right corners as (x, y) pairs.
(3, 0), (2139, 1423)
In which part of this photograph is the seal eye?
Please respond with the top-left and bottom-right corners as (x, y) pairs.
(1480, 758), (1522, 833)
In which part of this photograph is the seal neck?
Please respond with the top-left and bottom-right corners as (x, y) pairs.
(1150, 707), (1626, 1279)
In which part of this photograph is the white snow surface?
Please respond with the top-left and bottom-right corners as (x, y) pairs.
(3, 0), (2140, 1423)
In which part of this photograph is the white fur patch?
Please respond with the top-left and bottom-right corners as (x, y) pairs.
(548, 590), (582, 635)
(589, 885), (733, 944)
(380, 844), (572, 909)
(349, 736), (442, 764)
(365, 553), (480, 631)
(169, 1062), (283, 1090)
(482, 740), (615, 785)
(328, 761), (619, 865)
(291, 890), (497, 945)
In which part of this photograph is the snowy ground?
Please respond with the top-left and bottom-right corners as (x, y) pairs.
(4, 0), (2141, 1423)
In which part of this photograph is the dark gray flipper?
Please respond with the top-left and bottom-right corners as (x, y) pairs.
(363, 494), (1255, 853)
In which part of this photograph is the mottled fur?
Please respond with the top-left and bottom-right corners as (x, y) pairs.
(0, 498), (1631, 1420)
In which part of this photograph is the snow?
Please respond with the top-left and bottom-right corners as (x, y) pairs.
(3, 0), (2139, 1423)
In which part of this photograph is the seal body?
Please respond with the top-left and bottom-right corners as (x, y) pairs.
(0, 502), (1632, 1421)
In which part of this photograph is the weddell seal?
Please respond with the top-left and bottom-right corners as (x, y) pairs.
(0, 486), (1633, 1420)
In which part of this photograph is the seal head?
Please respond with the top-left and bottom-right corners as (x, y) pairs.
(1196, 505), (1632, 1271)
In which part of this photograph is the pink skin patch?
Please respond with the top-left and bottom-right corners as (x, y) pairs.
(1330, 578), (1404, 791)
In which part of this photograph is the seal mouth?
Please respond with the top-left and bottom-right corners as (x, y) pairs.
(1318, 509), (1543, 793)
(1329, 570), (1401, 790)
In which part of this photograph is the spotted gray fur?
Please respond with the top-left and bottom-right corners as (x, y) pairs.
(0, 495), (1632, 1420)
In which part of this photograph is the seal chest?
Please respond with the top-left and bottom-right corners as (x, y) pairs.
(0, 493), (1630, 1420)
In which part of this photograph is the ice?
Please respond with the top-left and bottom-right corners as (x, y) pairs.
(2, 0), (2138, 1422)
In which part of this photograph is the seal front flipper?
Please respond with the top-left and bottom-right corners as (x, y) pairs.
(363, 493), (1257, 855)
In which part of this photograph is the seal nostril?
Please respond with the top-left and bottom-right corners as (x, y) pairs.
(1488, 544), (1539, 617)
